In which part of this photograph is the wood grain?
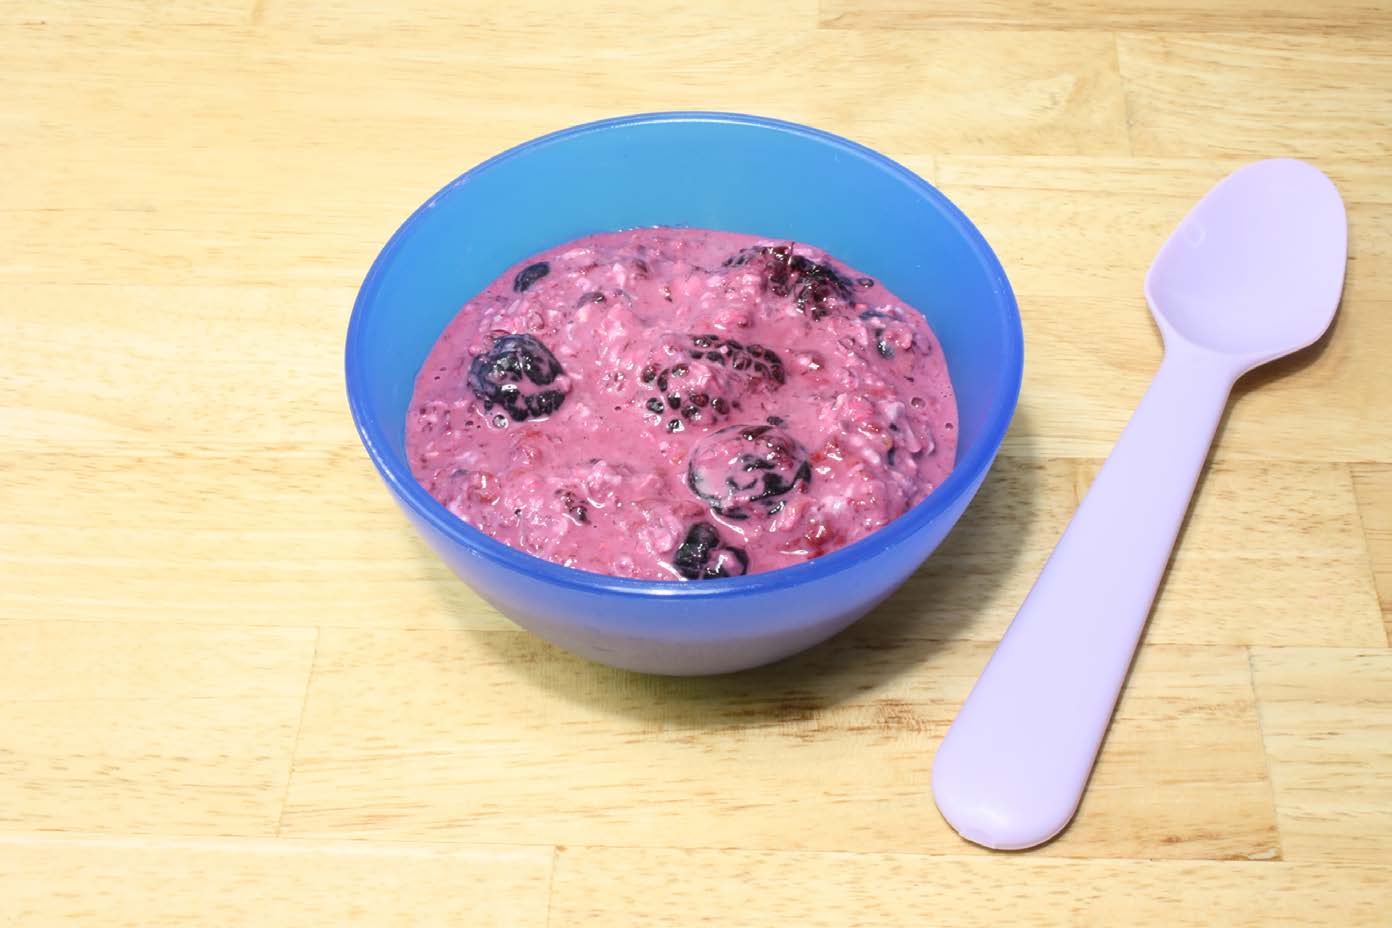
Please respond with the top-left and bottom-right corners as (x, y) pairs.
(0, 622), (315, 834)
(550, 849), (1392, 927)
(281, 629), (1276, 860)
(1352, 465), (1392, 639)
(1118, 33), (1392, 159)
(0, 834), (553, 927)
(0, 443), (513, 630)
(0, 24), (1126, 284)
(0, 0), (255, 25)
(820, 0), (1392, 34)
(2, 2), (1390, 923)
(1250, 648), (1392, 864)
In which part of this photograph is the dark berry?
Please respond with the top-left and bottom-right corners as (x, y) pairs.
(636, 339), (783, 434)
(672, 521), (749, 580)
(686, 424), (812, 519)
(766, 415), (784, 425)
(646, 397), (664, 414)
(724, 245), (855, 320)
(667, 418), (683, 433)
(513, 261), (550, 293)
(577, 290), (606, 306)
(526, 389), (565, 418)
(561, 491), (589, 524)
(857, 277), (875, 288)
(467, 333), (568, 422)
(875, 328), (896, 359)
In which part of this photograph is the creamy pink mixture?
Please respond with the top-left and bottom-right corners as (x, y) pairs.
(406, 228), (957, 580)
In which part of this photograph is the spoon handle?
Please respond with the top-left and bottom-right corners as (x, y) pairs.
(932, 343), (1238, 850)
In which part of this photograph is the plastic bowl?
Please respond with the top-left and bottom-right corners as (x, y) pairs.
(345, 112), (1022, 675)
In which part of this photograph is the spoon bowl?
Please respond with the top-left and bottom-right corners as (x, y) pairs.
(1146, 158), (1347, 367)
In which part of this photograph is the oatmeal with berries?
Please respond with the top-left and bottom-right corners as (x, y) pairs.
(406, 227), (957, 580)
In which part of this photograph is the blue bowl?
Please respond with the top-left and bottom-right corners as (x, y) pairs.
(346, 112), (1022, 675)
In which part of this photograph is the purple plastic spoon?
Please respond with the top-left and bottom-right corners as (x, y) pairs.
(931, 159), (1347, 851)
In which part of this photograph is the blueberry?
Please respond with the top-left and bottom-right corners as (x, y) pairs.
(686, 423), (812, 519)
(513, 261), (550, 293)
(646, 397), (665, 414)
(467, 333), (568, 422)
(857, 277), (875, 288)
(672, 521), (749, 580)
(577, 290), (606, 306)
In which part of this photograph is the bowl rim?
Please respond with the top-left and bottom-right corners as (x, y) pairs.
(345, 110), (1023, 600)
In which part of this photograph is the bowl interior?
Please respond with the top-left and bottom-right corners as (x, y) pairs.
(348, 113), (1021, 591)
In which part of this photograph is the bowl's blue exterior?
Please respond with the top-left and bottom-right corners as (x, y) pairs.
(346, 112), (1022, 675)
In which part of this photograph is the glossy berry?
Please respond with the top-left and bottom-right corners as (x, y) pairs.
(684, 334), (786, 385)
(513, 261), (550, 293)
(686, 423), (812, 520)
(672, 521), (750, 580)
(467, 334), (568, 422)
(724, 245), (855, 320)
(637, 336), (782, 432)
(874, 328), (896, 359)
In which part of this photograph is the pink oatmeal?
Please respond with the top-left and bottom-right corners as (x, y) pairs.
(406, 227), (958, 580)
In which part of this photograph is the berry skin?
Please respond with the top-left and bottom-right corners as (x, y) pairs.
(686, 423), (812, 520)
(467, 334), (568, 422)
(723, 245), (856, 320)
(513, 262), (550, 293)
(672, 521), (750, 580)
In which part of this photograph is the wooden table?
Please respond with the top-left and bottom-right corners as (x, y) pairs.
(3, 2), (1390, 924)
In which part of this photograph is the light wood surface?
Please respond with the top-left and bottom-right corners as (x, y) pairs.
(2, 2), (1390, 925)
